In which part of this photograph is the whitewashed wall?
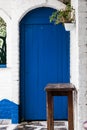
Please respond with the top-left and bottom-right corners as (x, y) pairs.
(0, 0), (86, 129)
(78, 0), (87, 130)
(0, 0), (12, 101)
(70, 0), (79, 130)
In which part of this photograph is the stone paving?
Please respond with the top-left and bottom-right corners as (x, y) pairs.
(14, 121), (68, 130)
(0, 121), (68, 130)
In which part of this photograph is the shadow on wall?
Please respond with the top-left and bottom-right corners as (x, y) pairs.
(0, 99), (18, 123)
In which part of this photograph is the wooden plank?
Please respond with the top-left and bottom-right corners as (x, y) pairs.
(45, 83), (75, 92)
(51, 91), (68, 96)
(47, 92), (54, 130)
(68, 91), (74, 130)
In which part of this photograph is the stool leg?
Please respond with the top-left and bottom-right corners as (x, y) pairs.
(68, 91), (74, 130)
(47, 92), (54, 130)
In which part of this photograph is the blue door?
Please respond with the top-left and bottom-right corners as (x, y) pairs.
(20, 7), (70, 121)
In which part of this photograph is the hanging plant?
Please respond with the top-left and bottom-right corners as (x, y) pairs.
(50, 3), (75, 27)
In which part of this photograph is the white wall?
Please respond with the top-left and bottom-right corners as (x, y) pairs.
(70, 0), (79, 130)
(78, 0), (87, 130)
(0, 0), (12, 102)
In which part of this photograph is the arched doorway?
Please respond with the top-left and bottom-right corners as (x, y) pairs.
(20, 7), (70, 121)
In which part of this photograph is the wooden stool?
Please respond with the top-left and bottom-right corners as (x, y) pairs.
(45, 83), (75, 130)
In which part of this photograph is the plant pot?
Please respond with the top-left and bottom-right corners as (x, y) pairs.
(64, 23), (75, 31)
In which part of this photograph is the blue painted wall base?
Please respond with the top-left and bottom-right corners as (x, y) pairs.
(0, 99), (18, 123)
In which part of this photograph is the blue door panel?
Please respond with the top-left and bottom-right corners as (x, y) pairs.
(21, 8), (56, 24)
(20, 7), (70, 120)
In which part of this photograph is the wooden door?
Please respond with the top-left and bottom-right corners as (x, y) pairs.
(20, 7), (70, 121)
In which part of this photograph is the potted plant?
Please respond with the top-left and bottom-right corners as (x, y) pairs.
(50, 3), (75, 31)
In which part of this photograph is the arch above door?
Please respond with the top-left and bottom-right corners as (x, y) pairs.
(17, 0), (66, 23)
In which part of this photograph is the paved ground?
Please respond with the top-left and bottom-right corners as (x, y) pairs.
(0, 121), (68, 130)
(14, 121), (68, 130)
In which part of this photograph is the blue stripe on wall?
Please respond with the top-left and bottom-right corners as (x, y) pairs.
(0, 99), (18, 123)
(0, 64), (6, 68)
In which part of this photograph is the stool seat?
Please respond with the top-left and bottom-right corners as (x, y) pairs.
(45, 83), (75, 91)
(45, 83), (75, 130)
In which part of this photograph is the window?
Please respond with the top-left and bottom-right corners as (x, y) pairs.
(0, 17), (6, 67)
